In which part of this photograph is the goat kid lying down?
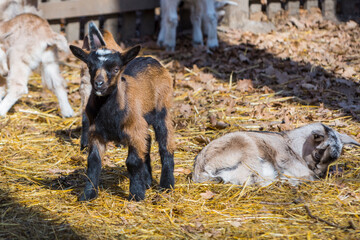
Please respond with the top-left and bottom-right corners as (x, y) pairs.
(70, 22), (175, 201)
(193, 123), (360, 186)
(0, 13), (74, 117)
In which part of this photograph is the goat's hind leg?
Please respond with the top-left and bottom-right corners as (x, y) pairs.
(41, 48), (74, 117)
(153, 109), (175, 190)
(126, 146), (147, 201)
(143, 135), (153, 189)
(203, 0), (218, 49)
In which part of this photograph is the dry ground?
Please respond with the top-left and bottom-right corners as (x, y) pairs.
(0, 10), (359, 239)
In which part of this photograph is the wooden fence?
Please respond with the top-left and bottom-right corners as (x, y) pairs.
(34, 0), (159, 42)
(29, 0), (355, 42)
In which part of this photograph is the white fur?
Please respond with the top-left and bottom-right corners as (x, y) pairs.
(96, 49), (112, 55)
(0, 2), (73, 117)
(157, 0), (219, 51)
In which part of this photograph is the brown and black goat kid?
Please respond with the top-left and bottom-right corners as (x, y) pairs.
(70, 22), (175, 201)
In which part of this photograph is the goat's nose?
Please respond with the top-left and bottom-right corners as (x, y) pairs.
(95, 80), (104, 88)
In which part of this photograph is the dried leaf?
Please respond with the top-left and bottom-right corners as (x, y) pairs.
(200, 190), (215, 200)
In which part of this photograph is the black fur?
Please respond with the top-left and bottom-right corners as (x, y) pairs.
(124, 57), (162, 78)
(145, 108), (175, 189)
(80, 112), (89, 151)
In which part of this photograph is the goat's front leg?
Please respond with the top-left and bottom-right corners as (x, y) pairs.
(153, 109), (175, 190)
(80, 134), (106, 201)
(81, 112), (90, 151)
(0, 61), (31, 116)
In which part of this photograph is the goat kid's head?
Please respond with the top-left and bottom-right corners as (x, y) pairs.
(304, 124), (360, 177)
(69, 22), (140, 97)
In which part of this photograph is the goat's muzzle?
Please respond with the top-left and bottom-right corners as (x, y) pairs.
(94, 76), (106, 96)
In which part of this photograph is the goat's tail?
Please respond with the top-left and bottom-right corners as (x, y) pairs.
(50, 32), (69, 53)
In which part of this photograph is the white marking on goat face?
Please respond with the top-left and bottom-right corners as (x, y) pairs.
(98, 56), (108, 62)
(96, 49), (112, 55)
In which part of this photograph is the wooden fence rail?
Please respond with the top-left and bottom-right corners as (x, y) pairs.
(30, 0), (356, 42)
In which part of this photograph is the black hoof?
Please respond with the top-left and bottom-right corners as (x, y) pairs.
(79, 188), (97, 201)
(128, 192), (145, 201)
(160, 174), (174, 190)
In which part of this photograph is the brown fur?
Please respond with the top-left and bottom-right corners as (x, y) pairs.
(119, 66), (174, 159)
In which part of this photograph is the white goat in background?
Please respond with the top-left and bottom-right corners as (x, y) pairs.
(193, 123), (360, 186)
(0, 1), (74, 117)
(157, 0), (220, 51)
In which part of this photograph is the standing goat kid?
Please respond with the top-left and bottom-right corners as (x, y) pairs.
(70, 22), (175, 201)
(158, 0), (218, 51)
(0, 13), (74, 117)
(193, 123), (359, 186)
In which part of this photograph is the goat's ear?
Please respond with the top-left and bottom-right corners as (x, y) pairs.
(82, 35), (90, 51)
(121, 45), (141, 65)
(69, 45), (89, 63)
(338, 133), (360, 146)
(88, 21), (106, 50)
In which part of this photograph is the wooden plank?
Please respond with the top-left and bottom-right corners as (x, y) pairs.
(39, 0), (160, 20)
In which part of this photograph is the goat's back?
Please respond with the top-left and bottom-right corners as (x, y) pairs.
(0, 14), (68, 54)
(192, 131), (291, 184)
(120, 57), (173, 115)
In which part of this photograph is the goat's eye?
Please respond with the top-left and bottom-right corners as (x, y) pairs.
(113, 67), (120, 74)
(313, 134), (324, 142)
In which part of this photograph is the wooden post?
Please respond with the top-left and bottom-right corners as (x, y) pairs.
(267, 1), (282, 19)
(250, 2), (262, 14)
(285, 0), (300, 16)
(223, 0), (249, 28)
(121, 12), (136, 40)
(140, 9), (155, 37)
(321, 0), (337, 21)
(304, 0), (318, 10)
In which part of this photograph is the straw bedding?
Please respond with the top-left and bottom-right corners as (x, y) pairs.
(0, 14), (359, 240)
